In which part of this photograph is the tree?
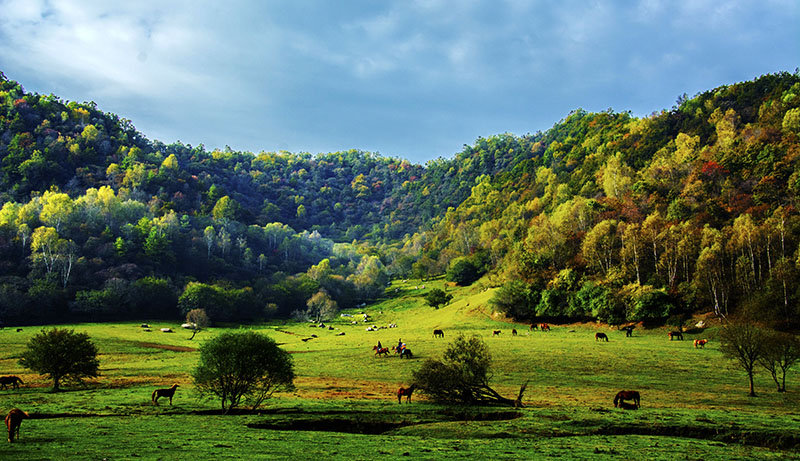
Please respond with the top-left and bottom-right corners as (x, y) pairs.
(19, 328), (100, 391)
(424, 288), (453, 309)
(758, 330), (800, 392)
(719, 319), (766, 396)
(445, 257), (480, 285)
(412, 335), (525, 406)
(192, 331), (295, 413)
(185, 308), (210, 340)
(305, 289), (338, 323)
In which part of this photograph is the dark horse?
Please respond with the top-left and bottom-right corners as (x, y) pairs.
(530, 323), (538, 331)
(6, 408), (29, 443)
(393, 346), (413, 359)
(621, 325), (635, 337)
(668, 331), (684, 341)
(613, 390), (641, 409)
(397, 384), (416, 403)
(152, 384), (179, 405)
(0, 376), (23, 390)
(433, 329), (445, 338)
(595, 332), (609, 342)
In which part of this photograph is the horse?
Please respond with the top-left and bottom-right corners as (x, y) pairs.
(392, 346), (413, 359)
(595, 332), (609, 342)
(512, 329), (518, 336)
(530, 323), (538, 331)
(373, 345), (390, 356)
(668, 331), (684, 341)
(0, 376), (23, 390)
(152, 384), (179, 405)
(492, 330), (501, 336)
(5, 408), (29, 443)
(433, 329), (445, 338)
(613, 390), (641, 409)
(694, 339), (708, 348)
(621, 325), (635, 337)
(397, 384), (416, 403)
(373, 345), (390, 357)
(540, 323), (551, 332)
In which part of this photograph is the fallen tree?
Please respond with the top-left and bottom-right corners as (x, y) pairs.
(412, 334), (527, 406)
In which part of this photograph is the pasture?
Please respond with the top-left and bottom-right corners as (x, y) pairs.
(1, 279), (799, 459)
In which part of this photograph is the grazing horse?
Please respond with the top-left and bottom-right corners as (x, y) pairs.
(373, 345), (390, 357)
(530, 323), (538, 331)
(512, 329), (518, 336)
(668, 331), (684, 341)
(433, 329), (445, 338)
(152, 384), (179, 405)
(613, 390), (641, 409)
(621, 325), (635, 337)
(0, 376), (23, 390)
(397, 384), (416, 403)
(492, 330), (501, 336)
(5, 408), (29, 443)
(694, 339), (708, 348)
(595, 332), (609, 342)
(618, 401), (638, 410)
(540, 323), (551, 332)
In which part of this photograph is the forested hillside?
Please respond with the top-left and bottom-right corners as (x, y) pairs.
(1, 70), (799, 328)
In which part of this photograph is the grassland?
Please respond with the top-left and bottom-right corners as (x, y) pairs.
(1, 278), (799, 460)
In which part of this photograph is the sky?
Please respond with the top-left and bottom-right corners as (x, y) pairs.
(0, 1), (798, 164)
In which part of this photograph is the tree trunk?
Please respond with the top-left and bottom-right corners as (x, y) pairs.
(748, 371), (756, 396)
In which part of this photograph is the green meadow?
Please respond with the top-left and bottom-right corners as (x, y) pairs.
(2, 279), (799, 460)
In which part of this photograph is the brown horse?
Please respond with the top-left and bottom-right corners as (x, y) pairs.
(397, 384), (416, 403)
(492, 330), (501, 336)
(694, 339), (708, 348)
(595, 332), (609, 342)
(668, 331), (684, 341)
(6, 408), (29, 443)
(433, 329), (445, 338)
(540, 323), (551, 332)
(613, 390), (641, 409)
(152, 384), (179, 405)
(512, 329), (518, 336)
(530, 323), (538, 331)
(0, 376), (23, 390)
(373, 345), (390, 357)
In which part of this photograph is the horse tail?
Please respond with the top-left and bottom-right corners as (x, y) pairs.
(151, 389), (158, 402)
(613, 393), (620, 407)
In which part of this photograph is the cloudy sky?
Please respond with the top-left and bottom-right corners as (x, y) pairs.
(0, 1), (797, 163)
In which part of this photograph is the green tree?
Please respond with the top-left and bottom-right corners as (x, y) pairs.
(19, 328), (100, 391)
(719, 318), (766, 396)
(305, 289), (338, 323)
(425, 288), (453, 309)
(185, 308), (210, 340)
(445, 257), (480, 285)
(758, 330), (800, 392)
(192, 331), (295, 413)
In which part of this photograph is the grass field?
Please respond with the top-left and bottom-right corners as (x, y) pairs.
(1, 278), (799, 460)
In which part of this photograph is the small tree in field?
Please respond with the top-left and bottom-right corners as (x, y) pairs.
(719, 319), (766, 396)
(412, 335), (526, 406)
(185, 308), (210, 340)
(425, 288), (453, 309)
(19, 328), (100, 391)
(193, 331), (295, 413)
(758, 330), (800, 392)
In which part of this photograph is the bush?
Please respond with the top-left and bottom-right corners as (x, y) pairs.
(193, 331), (295, 413)
(489, 280), (539, 320)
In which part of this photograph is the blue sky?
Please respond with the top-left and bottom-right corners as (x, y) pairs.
(0, 0), (797, 163)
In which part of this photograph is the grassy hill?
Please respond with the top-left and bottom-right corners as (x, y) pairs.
(1, 281), (799, 459)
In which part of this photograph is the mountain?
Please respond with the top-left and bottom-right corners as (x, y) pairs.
(2, 70), (799, 328)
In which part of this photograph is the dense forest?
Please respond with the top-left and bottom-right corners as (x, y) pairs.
(1, 70), (799, 328)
